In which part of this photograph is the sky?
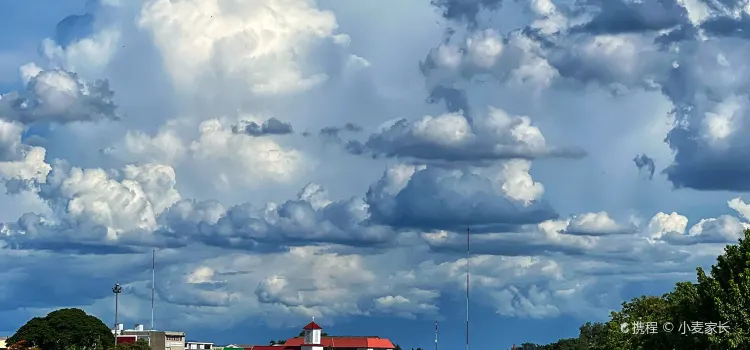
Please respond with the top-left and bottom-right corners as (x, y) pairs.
(2, 0), (750, 348)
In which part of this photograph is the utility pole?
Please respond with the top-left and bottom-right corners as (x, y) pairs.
(466, 226), (470, 350)
(434, 321), (438, 350)
(151, 249), (155, 330)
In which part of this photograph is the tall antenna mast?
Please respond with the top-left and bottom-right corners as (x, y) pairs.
(466, 226), (470, 350)
(151, 249), (155, 330)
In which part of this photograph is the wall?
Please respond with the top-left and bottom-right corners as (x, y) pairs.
(164, 332), (185, 350)
(151, 332), (166, 350)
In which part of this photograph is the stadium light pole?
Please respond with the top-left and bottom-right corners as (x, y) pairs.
(112, 283), (123, 343)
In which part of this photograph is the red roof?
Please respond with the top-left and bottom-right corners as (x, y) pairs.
(116, 336), (136, 344)
(302, 322), (323, 330)
(283, 337), (395, 349)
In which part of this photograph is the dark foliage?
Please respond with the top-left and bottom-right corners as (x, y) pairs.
(7, 308), (115, 350)
(514, 230), (750, 350)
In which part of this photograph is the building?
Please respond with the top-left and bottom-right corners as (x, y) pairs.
(0, 336), (7, 349)
(114, 323), (185, 350)
(252, 321), (395, 350)
(223, 345), (257, 350)
(185, 341), (214, 350)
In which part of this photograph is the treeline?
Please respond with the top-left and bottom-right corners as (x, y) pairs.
(5, 308), (151, 350)
(513, 230), (750, 350)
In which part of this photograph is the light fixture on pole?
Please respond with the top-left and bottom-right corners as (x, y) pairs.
(112, 283), (123, 338)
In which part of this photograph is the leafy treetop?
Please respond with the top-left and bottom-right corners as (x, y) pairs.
(514, 229), (750, 350)
(7, 308), (115, 350)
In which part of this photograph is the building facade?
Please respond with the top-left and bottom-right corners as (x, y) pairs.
(252, 321), (395, 350)
(185, 341), (214, 350)
(0, 336), (7, 349)
(114, 324), (185, 350)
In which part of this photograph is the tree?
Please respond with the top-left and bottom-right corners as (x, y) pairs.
(7, 308), (115, 350)
(8, 317), (55, 350)
(8, 340), (35, 350)
(695, 230), (750, 349)
(577, 322), (608, 350)
(394, 345), (402, 350)
(515, 229), (750, 350)
(115, 339), (149, 350)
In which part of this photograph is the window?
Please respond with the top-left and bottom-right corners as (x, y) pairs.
(204, 345), (211, 349)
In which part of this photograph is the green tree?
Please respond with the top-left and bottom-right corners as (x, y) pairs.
(7, 308), (115, 350)
(516, 229), (750, 350)
(8, 317), (55, 350)
(394, 345), (402, 350)
(577, 322), (608, 350)
(695, 229), (750, 349)
(664, 281), (706, 349)
(606, 294), (677, 350)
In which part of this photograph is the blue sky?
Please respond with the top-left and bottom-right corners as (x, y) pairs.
(1, 0), (750, 349)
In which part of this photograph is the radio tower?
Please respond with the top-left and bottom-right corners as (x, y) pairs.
(466, 226), (470, 350)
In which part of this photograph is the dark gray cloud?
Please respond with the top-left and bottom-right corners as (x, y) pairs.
(633, 154), (656, 180)
(54, 13), (95, 47)
(544, 33), (674, 90)
(462, 0), (750, 191)
(426, 230), (589, 257)
(430, 0), (504, 26)
(231, 117), (293, 136)
(346, 111), (585, 165)
(0, 250), (157, 311)
(0, 212), (159, 254)
(701, 14), (750, 39)
(570, 0), (689, 35)
(425, 227), (689, 263)
(658, 39), (750, 191)
(0, 181), (397, 254)
(155, 184), (396, 251)
(319, 123), (362, 143)
(427, 85), (472, 120)
(0, 68), (119, 124)
(366, 166), (558, 231)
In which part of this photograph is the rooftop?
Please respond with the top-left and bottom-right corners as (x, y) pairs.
(302, 322), (322, 330)
(224, 344), (258, 349)
(282, 336), (395, 349)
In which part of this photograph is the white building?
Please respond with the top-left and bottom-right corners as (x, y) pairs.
(186, 341), (214, 350)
